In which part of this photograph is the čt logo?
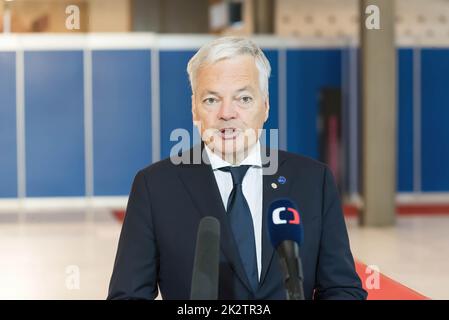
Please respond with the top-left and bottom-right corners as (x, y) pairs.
(272, 207), (300, 225)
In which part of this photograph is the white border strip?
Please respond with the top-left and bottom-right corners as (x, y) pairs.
(155, 34), (216, 50)
(151, 45), (161, 162)
(83, 49), (94, 197)
(396, 193), (449, 204)
(0, 34), (365, 51)
(1, 34), (449, 52)
(0, 196), (128, 213)
(0, 33), (157, 51)
(15, 50), (26, 199)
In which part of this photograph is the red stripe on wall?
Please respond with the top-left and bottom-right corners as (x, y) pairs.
(344, 204), (449, 217)
(113, 203), (449, 223)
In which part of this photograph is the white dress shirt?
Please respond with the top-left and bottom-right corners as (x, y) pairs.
(205, 142), (263, 280)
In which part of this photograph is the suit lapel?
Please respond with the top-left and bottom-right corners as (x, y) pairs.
(176, 145), (254, 293)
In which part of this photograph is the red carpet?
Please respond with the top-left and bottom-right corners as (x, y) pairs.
(355, 261), (429, 300)
(112, 210), (126, 222)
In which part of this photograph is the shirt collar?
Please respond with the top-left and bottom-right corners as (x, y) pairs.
(205, 141), (262, 170)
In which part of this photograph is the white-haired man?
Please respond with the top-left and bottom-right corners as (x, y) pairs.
(108, 37), (367, 300)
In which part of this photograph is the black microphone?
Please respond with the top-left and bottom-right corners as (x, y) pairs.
(267, 198), (305, 300)
(190, 216), (221, 300)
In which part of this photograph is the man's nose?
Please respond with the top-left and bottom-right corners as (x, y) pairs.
(218, 99), (238, 120)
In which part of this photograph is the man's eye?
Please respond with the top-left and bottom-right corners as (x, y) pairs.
(240, 96), (253, 104)
(203, 98), (217, 105)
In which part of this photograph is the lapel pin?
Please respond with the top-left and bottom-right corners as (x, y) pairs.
(278, 176), (286, 184)
(271, 183), (278, 189)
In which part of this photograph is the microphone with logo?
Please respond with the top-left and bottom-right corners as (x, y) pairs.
(267, 199), (305, 300)
(190, 216), (221, 300)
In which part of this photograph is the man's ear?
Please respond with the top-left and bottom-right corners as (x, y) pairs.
(263, 96), (270, 123)
(191, 94), (198, 122)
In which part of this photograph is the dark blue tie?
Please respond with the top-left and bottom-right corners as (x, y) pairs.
(219, 165), (259, 292)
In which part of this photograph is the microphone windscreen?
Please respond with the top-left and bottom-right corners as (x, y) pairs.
(267, 198), (304, 249)
(190, 216), (220, 300)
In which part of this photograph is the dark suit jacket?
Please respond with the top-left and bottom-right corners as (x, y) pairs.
(107, 145), (367, 300)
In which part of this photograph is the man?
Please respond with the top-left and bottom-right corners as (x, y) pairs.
(107, 37), (367, 300)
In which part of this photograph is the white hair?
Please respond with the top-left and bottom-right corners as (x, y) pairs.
(187, 36), (271, 98)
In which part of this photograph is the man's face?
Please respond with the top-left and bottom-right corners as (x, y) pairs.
(192, 55), (269, 161)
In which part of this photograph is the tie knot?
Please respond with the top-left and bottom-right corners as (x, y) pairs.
(219, 165), (251, 185)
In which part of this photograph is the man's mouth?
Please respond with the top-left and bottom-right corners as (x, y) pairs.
(218, 128), (240, 140)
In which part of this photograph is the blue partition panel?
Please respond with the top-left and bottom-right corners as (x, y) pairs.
(25, 51), (85, 197)
(160, 50), (197, 160)
(398, 48), (414, 192)
(4, 45), (447, 198)
(286, 49), (342, 159)
(92, 50), (152, 196)
(0, 52), (17, 198)
(421, 49), (449, 191)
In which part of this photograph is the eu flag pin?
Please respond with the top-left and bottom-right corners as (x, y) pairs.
(278, 176), (286, 184)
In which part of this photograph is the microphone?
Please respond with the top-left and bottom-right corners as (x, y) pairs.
(267, 198), (305, 300)
(190, 216), (221, 300)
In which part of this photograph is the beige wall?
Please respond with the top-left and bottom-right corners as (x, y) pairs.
(88, 0), (131, 32)
(275, 0), (449, 40)
(0, 0), (87, 33)
(0, 0), (130, 33)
